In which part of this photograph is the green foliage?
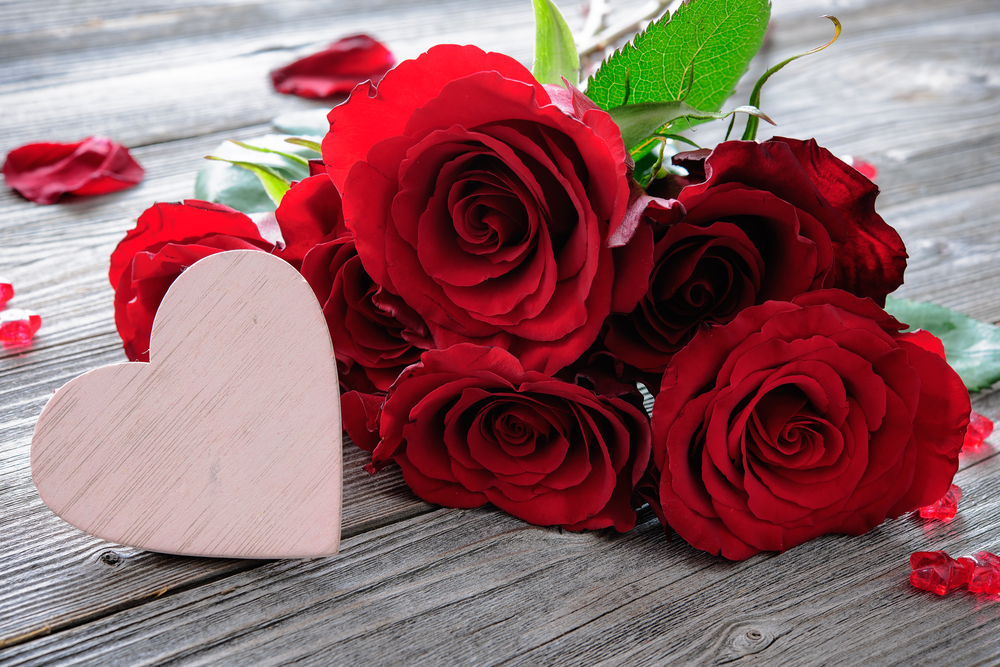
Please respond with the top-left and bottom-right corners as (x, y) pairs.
(608, 101), (771, 153)
(885, 296), (1000, 392)
(742, 15), (840, 140)
(271, 108), (330, 136)
(195, 135), (319, 213)
(586, 0), (770, 113)
(532, 0), (580, 86)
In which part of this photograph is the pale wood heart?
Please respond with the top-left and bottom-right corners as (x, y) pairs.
(31, 250), (342, 558)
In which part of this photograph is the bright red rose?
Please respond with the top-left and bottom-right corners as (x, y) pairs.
(270, 34), (395, 99)
(370, 344), (651, 531)
(604, 138), (907, 373)
(324, 45), (645, 375)
(646, 289), (970, 560)
(3, 136), (144, 205)
(110, 201), (275, 361)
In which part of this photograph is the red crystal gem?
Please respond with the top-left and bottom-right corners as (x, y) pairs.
(0, 308), (42, 347)
(966, 551), (1000, 594)
(919, 484), (962, 520)
(910, 551), (972, 595)
(0, 279), (12, 307)
(963, 411), (994, 451)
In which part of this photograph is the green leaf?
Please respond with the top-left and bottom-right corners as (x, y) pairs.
(884, 296), (1000, 392)
(205, 157), (291, 206)
(532, 0), (580, 86)
(742, 15), (840, 140)
(194, 135), (317, 213)
(285, 137), (322, 152)
(229, 140), (310, 167)
(586, 0), (770, 113)
(607, 101), (772, 151)
(271, 108), (330, 136)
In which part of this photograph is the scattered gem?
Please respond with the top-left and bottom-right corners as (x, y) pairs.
(841, 155), (878, 181)
(0, 279), (12, 307)
(919, 484), (962, 520)
(963, 410), (994, 451)
(0, 308), (42, 347)
(910, 551), (972, 595)
(966, 551), (1000, 595)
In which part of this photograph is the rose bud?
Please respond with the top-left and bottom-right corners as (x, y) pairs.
(646, 289), (970, 560)
(369, 344), (651, 531)
(3, 136), (144, 205)
(270, 34), (395, 99)
(605, 138), (907, 373)
(323, 45), (649, 376)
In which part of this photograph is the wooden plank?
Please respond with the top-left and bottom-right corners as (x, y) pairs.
(3, 426), (998, 665)
(0, 0), (624, 151)
(1, 0), (999, 660)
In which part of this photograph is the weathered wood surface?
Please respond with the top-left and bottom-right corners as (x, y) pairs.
(2, 0), (1000, 662)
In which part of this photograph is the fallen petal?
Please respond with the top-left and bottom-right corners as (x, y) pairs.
(270, 35), (395, 99)
(2, 137), (144, 205)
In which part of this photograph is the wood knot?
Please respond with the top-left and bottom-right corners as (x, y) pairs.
(731, 625), (775, 655)
(99, 550), (122, 567)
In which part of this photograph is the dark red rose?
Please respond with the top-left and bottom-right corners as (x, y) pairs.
(646, 289), (970, 560)
(270, 34), (395, 99)
(370, 344), (651, 531)
(3, 136), (144, 204)
(323, 44), (646, 375)
(604, 138), (907, 373)
(110, 201), (276, 361)
(297, 174), (434, 393)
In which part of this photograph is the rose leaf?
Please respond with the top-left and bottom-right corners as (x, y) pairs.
(885, 296), (1000, 392)
(607, 101), (772, 152)
(271, 108), (330, 136)
(532, 0), (580, 86)
(194, 135), (317, 212)
(586, 0), (770, 115)
(204, 157), (291, 207)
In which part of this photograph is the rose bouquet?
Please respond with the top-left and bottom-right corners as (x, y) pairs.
(107, 0), (975, 559)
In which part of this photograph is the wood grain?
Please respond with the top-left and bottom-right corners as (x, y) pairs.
(2, 0), (1000, 662)
(4, 449), (1000, 666)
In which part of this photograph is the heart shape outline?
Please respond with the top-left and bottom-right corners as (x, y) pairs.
(31, 250), (342, 558)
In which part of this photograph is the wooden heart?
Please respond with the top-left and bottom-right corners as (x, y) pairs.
(31, 250), (342, 558)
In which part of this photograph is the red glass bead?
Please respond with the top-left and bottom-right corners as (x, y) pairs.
(963, 411), (994, 451)
(0, 279), (12, 307)
(966, 551), (1000, 595)
(910, 551), (972, 595)
(919, 484), (962, 520)
(0, 308), (42, 347)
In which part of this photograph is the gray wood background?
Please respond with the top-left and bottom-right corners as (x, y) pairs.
(2, 0), (999, 664)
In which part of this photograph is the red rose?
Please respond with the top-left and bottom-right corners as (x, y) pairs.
(270, 34), (395, 99)
(604, 138), (907, 372)
(646, 289), (970, 559)
(323, 45), (646, 375)
(295, 174), (433, 393)
(3, 136), (143, 205)
(110, 201), (276, 361)
(370, 344), (651, 531)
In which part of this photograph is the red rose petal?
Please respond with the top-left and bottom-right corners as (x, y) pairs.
(323, 44), (542, 191)
(3, 136), (143, 205)
(273, 174), (346, 267)
(270, 34), (395, 100)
